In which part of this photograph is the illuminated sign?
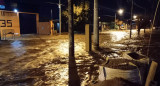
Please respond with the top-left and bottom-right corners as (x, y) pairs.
(0, 5), (5, 9)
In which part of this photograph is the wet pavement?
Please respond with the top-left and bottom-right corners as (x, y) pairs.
(0, 29), (160, 86)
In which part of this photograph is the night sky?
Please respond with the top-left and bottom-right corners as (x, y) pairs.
(1, 0), (159, 24)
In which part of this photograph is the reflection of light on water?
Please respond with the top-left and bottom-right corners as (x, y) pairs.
(11, 40), (26, 56)
(132, 30), (137, 34)
(110, 31), (128, 42)
(59, 67), (68, 82)
(58, 42), (68, 55)
(112, 44), (126, 47)
(57, 41), (84, 56)
(11, 40), (22, 48)
(44, 64), (68, 86)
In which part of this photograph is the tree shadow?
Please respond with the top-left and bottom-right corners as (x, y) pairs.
(68, 47), (121, 86)
(69, 56), (80, 86)
(87, 48), (112, 84)
(89, 47), (119, 61)
(89, 51), (105, 64)
(97, 47), (118, 55)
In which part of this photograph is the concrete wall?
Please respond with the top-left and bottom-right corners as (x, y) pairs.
(0, 10), (40, 39)
(38, 22), (51, 35)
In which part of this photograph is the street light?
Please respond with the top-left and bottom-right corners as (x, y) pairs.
(133, 15), (137, 19)
(130, 0), (134, 38)
(118, 9), (124, 15)
(13, 9), (18, 13)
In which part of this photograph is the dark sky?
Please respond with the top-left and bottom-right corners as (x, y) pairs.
(2, 0), (157, 13)
(2, 0), (159, 22)
(99, 0), (156, 18)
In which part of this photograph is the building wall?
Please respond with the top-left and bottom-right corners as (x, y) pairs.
(38, 22), (51, 35)
(0, 10), (40, 39)
(0, 10), (20, 39)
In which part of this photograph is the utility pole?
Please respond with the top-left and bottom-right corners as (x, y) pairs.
(46, 1), (62, 34)
(94, 0), (99, 50)
(115, 13), (116, 29)
(144, 9), (146, 33)
(59, 0), (62, 34)
(51, 9), (53, 20)
(130, 0), (133, 38)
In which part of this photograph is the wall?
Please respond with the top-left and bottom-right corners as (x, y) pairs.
(0, 10), (20, 39)
(38, 22), (51, 35)
(0, 10), (40, 39)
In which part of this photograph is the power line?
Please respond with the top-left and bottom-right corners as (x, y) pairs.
(134, 2), (145, 10)
(101, 15), (115, 18)
(98, 4), (131, 15)
(46, 2), (65, 6)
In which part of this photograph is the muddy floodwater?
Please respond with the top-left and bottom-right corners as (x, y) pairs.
(0, 29), (160, 86)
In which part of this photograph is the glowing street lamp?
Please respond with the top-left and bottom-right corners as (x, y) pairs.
(115, 9), (124, 29)
(133, 15), (137, 19)
(118, 9), (124, 15)
(13, 9), (18, 13)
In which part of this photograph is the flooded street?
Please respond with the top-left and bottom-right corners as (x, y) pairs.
(0, 29), (160, 86)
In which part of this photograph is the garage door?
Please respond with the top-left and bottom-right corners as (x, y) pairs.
(19, 13), (37, 34)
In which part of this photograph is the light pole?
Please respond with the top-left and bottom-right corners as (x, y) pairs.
(59, 0), (62, 35)
(115, 13), (117, 29)
(51, 9), (53, 20)
(46, 1), (62, 34)
(130, 0), (134, 38)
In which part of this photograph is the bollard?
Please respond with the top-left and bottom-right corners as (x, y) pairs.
(145, 61), (158, 86)
(50, 20), (54, 35)
(85, 24), (91, 52)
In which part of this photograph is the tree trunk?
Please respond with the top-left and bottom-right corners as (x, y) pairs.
(68, 0), (80, 86)
(93, 0), (99, 50)
(68, 0), (74, 60)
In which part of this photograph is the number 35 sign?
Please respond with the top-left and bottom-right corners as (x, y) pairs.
(0, 20), (12, 27)
(0, 10), (20, 36)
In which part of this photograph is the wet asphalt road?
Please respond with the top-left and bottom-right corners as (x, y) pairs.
(0, 29), (160, 86)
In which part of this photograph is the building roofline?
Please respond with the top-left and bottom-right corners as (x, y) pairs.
(0, 10), (39, 15)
